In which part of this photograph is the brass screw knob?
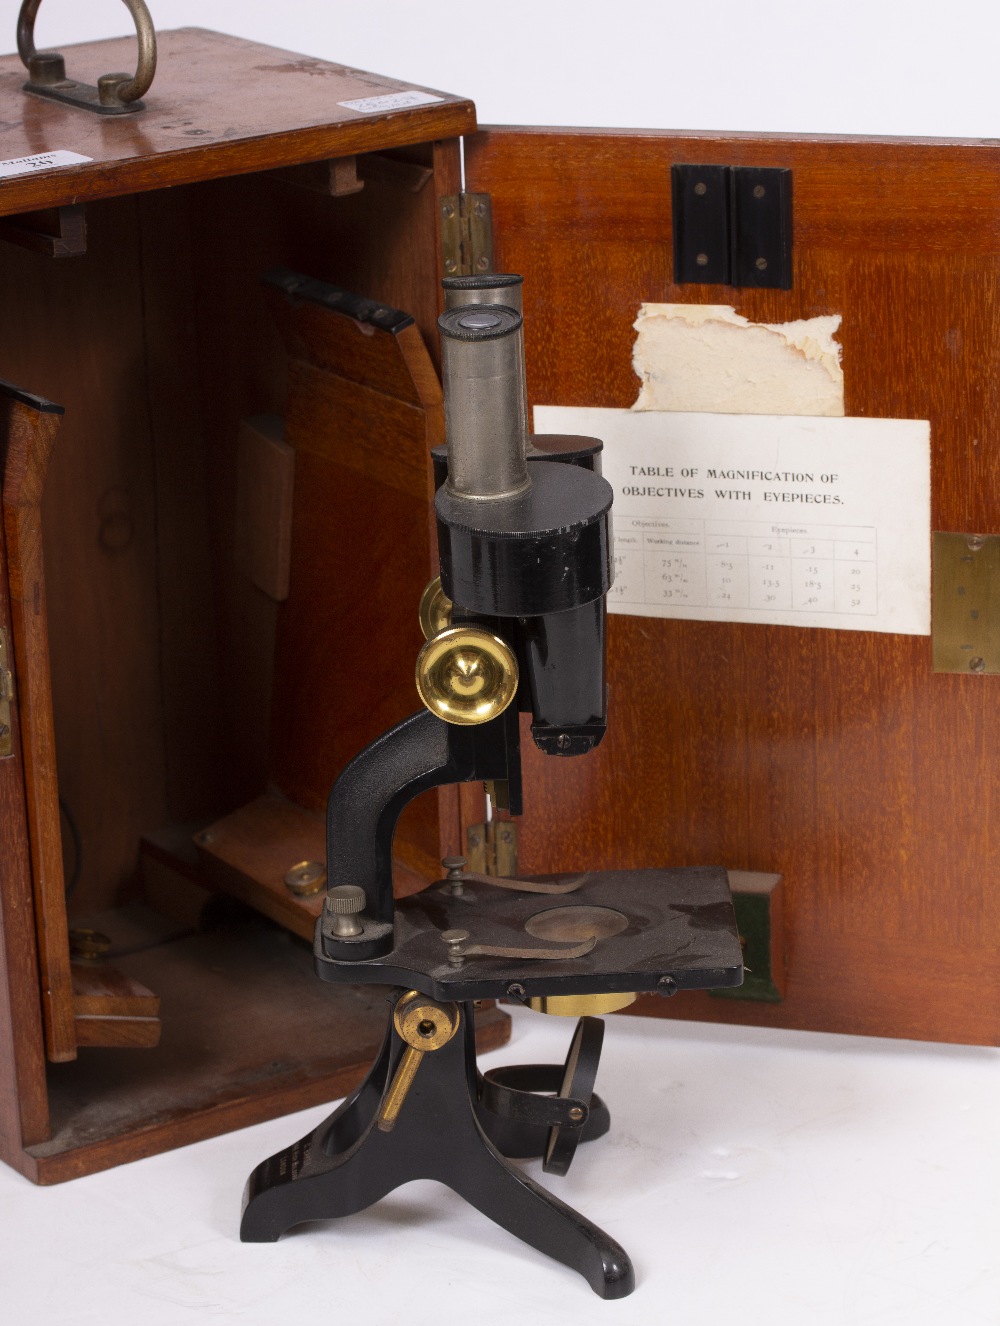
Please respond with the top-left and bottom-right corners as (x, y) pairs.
(325, 884), (367, 937)
(441, 855), (467, 896)
(69, 928), (112, 960)
(440, 928), (469, 965)
(283, 860), (326, 897)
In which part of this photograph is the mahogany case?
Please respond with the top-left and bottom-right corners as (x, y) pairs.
(0, 28), (996, 1184)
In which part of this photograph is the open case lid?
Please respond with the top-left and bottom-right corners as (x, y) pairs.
(465, 125), (1000, 1046)
(0, 26), (475, 215)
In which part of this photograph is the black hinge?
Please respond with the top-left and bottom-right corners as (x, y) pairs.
(671, 164), (792, 289)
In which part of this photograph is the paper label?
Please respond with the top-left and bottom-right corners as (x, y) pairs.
(534, 407), (931, 636)
(337, 90), (444, 114)
(0, 150), (92, 181)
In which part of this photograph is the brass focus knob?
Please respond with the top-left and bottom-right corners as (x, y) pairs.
(415, 626), (518, 726)
(418, 576), (453, 640)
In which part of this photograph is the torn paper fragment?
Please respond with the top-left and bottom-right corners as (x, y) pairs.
(631, 304), (844, 416)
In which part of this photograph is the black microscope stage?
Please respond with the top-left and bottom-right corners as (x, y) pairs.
(315, 865), (744, 1002)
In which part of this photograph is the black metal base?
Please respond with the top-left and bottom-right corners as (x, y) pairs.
(241, 992), (634, 1299)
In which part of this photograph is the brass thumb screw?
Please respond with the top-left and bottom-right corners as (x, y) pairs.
(377, 992), (461, 1132)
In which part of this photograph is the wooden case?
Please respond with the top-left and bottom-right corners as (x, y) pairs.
(0, 28), (997, 1184)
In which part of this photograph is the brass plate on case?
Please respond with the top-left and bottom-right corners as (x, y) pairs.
(0, 627), (13, 759)
(932, 532), (1000, 674)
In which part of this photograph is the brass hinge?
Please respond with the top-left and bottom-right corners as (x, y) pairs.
(466, 818), (517, 877)
(932, 532), (1000, 674)
(440, 193), (494, 278)
(0, 627), (13, 759)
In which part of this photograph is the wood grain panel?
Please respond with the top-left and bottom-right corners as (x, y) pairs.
(0, 198), (171, 916)
(1, 392), (75, 1060)
(466, 128), (1000, 1045)
(235, 416), (295, 602)
(183, 142), (452, 811)
(135, 186), (225, 824)
(268, 297), (443, 407)
(0, 496), (51, 1163)
(268, 301), (444, 826)
(71, 964), (160, 1018)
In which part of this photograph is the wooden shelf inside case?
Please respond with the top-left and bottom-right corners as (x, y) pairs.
(192, 792), (432, 941)
(32, 899), (510, 1183)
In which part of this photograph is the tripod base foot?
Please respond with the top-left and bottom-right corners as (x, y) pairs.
(240, 992), (634, 1298)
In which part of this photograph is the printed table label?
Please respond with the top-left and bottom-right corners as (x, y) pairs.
(337, 90), (444, 114)
(0, 150), (92, 181)
(534, 407), (931, 636)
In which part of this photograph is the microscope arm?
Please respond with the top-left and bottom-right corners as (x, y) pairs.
(321, 705), (520, 961)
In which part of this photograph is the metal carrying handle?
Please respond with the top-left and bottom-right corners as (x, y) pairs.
(18, 0), (157, 110)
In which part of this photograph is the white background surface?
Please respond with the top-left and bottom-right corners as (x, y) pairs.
(24, 0), (1000, 139)
(1, 1007), (998, 1325)
(2, 5), (997, 1322)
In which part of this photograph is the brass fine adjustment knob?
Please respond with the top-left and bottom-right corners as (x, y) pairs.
(325, 884), (367, 937)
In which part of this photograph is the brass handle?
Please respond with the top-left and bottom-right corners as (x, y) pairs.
(376, 992), (460, 1132)
(18, 0), (157, 110)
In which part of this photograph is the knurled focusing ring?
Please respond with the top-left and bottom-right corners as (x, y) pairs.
(326, 884), (366, 914)
(442, 273), (523, 291)
(442, 274), (524, 312)
(438, 304), (522, 343)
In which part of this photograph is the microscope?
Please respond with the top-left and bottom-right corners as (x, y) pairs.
(240, 273), (744, 1298)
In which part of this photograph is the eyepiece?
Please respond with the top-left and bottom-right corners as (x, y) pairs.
(438, 303), (530, 500)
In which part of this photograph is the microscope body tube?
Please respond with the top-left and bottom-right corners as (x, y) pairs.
(442, 275), (529, 453)
(439, 304), (529, 500)
(436, 301), (614, 756)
